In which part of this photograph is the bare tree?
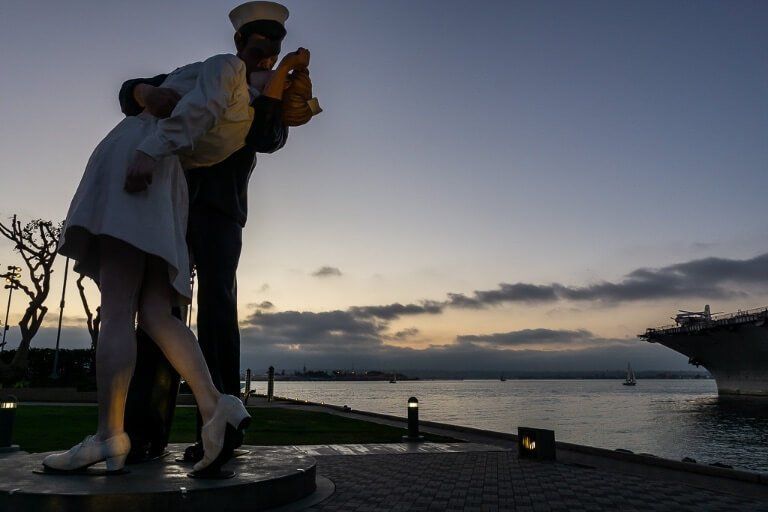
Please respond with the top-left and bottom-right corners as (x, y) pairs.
(76, 274), (101, 351)
(0, 215), (62, 380)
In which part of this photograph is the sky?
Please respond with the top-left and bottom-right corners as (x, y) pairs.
(0, 1), (766, 373)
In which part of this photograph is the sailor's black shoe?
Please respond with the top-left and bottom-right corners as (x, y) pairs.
(182, 442), (204, 463)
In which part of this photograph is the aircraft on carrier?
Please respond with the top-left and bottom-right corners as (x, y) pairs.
(672, 305), (722, 326)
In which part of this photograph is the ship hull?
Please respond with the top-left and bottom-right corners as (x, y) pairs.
(646, 320), (768, 397)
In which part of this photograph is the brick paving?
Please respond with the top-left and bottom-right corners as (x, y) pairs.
(308, 451), (768, 512)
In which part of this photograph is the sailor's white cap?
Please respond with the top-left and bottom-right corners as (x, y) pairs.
(229, 1), (289, 32)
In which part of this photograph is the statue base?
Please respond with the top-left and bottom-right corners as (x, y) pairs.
(0, 444), (317, 512)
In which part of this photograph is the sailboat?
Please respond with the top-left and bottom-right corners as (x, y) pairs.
(500, 374), (507, 382)
(623, 362), (637, 386)
(389, 372), (397, 383)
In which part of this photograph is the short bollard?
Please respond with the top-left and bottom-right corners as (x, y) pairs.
(518, 426), (556, 461)
(0, 395), (18, 449)
(243, 368), (252, 405)
(267, 366), (275, 402)
(402, 397), (424, 442)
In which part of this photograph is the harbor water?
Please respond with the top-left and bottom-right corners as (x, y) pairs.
(249, 378), (768, 473)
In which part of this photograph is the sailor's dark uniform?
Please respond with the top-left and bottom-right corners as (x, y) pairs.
(120, 74), (288, 460)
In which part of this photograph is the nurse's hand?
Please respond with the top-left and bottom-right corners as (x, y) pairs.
(124, 151), (157, 193)
(279, 48), (310, 71)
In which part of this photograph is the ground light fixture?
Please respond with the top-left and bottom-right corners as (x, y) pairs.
(518, 426), (556, 460)
(402, 396), (424, 442)
(0, 395), (18, 450)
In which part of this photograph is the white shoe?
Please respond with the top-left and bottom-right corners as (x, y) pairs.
(193, 395), (251, 473)
(42, 433), (131, 472)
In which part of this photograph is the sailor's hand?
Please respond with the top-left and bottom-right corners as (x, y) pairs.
(137, 85), (181, 118)
(124, 150), (157, 193)
(279, 48), (310, 71)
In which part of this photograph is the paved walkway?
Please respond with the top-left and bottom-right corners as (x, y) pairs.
(307, 450), (767, 512)
(2, 442), (766, 510)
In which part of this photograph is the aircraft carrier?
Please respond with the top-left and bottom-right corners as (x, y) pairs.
(640, 305), (768, 397)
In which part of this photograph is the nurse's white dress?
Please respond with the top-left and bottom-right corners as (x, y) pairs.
(59, 54), (254, 303)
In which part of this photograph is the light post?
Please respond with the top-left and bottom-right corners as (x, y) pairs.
(0, 395), (18, 452)
(50, 258), (70, 379)
(1, 266), (21, 353)
(402, 396), (424, 442)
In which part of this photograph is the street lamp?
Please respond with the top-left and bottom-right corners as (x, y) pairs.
(50, 258), (70, 379)
(1, 266), (21, 353)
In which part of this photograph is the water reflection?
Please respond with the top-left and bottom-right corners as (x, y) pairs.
(674, 396), (768, 471)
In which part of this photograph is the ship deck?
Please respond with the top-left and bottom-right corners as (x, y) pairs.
(640, 306), (768, 339)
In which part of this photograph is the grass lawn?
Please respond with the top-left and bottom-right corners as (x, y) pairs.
(12, 405), (455, 453)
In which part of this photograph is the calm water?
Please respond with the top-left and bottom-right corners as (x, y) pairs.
(251, 379), (768, 473)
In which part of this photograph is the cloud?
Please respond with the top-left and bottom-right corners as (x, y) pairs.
(392, 327), (419, 340)
(240, 325), (688, 373)
(29, 316), (686, 373)
(241, 299), (446, 354)
(234, 252), (768, 371)
(18, 323), (687, 373)
(253, 301), (274, 310)
(349, 301), (443, 320)
(242, 309), (384, 350)
(239, 298), (683, 372)
(456, 328), (599, 347)
(31, 251), (762, 373)
(447, 252), (768, 308)
(447, 283), (558, 308)
(312, 266), (342, 278)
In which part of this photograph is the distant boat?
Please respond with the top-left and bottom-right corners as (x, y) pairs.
(389, 372), (397, 383)
(623, 363), (637, 386)
(500, 374), (507, 382)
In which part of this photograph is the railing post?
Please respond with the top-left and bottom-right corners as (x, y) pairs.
(243, 368), (251, 405)
(267, 366), (275, 402)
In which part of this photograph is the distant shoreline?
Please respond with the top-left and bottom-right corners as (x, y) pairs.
(246, 374), (712, 382)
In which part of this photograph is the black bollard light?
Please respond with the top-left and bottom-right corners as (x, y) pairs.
(402, 397), (424, 442)
(0, 395), (18, 451)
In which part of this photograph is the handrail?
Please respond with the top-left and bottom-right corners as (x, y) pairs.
(640, 306), (768, 337)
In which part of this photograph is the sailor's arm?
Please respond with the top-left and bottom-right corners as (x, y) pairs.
(136, 54), (244, 160)
(118, 74), (168, 116)
(246, 96), (288, 153)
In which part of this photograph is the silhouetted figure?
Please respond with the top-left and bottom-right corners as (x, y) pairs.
(120, 2), (299, 463)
